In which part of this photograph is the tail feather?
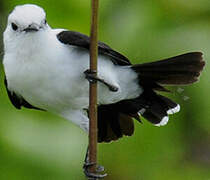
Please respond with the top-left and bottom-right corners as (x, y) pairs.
(132, 52), (205, 85)
(130, 52), (205, 126)
(138, 91), (180, 126)
(98, 105), (134, 143)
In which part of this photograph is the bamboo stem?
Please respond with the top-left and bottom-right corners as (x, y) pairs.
(89, 0), (99, 176)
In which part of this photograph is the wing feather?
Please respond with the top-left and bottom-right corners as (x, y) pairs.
(57, 30), (131, 66)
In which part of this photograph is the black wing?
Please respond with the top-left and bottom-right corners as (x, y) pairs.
(4, 78), (43, 111)
(57, 31), (131, 66)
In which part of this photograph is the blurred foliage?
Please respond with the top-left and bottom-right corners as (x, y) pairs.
(0, 0), (210, 179)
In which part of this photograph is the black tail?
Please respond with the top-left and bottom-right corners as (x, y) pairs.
(131, 52), (205, 125)
(132, 52), (205, 86)
(97, 52), (205, 143)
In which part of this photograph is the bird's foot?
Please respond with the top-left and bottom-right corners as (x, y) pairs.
(83, 161), (107, 179)
(84, 69), (98, 84)
(84, 69), (119, 92)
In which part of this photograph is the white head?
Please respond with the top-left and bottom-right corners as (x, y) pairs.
(4, 4), (49, 51)
(7, 4), (47, 32)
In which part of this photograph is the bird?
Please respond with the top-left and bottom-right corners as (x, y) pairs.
(3, 4), (205, 179)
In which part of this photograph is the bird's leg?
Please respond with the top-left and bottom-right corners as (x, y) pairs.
(83, 146), (107, 179)
(84, 69), (119, 92)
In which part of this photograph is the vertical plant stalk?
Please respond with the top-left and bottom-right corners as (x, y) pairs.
(89, 0), (99, 175)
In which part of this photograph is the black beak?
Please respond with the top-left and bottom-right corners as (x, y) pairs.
(23, 24), (40, 32)
(23, 27), (39, 32)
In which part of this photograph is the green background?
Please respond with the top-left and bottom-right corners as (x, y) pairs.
(0, 0), (210, 179)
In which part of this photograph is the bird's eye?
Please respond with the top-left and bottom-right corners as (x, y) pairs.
(11, 23), (18, 31)
(44, 19), (47, 24)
